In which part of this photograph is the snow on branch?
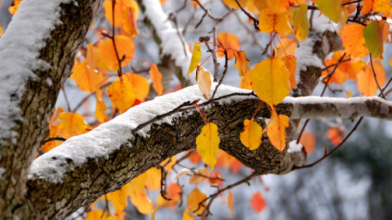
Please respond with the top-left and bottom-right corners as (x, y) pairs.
(27, 84), (392, 218)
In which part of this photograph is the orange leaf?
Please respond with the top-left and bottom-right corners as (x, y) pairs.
(123, 5), (139, 37)
(189, 168), (209, 185)
(104, 0), (139, 28)
(250, 58), (291, 107)
(0, 25), (3, 37)
(357, 59), (386, 96)
(217, 33), (240, 60)
(70, 61), (103, 93)
(95, 89), (107, 123)
(9, 0), (22, 15)
(187, 188), (207, 215)
(187, 42), (202, 76)
(188, 151), (202, 164)
(239, 70), (252, 90)
(182, 208), (194, 220)
(145, 167), (161, 191)
(362, 0), (392, 15)
(234, 51), (250, 76)
(228, 191), (234, 218)
(266, 112), (289, 151)
(222, 0), (248, 9)
(251, 0), (268, 12)
(327, 128), (343, 146)
(259, 9), (292, 35)
(240, 119), (263, 150)
(57, 112), (87, 139)
(108, 78), (136, 114)
(157, 183), (182, 207)
(208, 171), (223, 186)
(299, 132), (316, 154)
(250, 192), (266, 213)
(281, 55), (297, 88)
(341, 23), (369, 58)
(97, 36), (135, 71)
(273, 38), (297, 58)
(266, 0), (290, 13)
(149, 64), (164, 96)
(196, 123), (221, 170)
(230, 158), (242, 173)
(160, 155), (177, 173)
(122, 73), (150, 101)
(85, 210), (104, 220)
(196, 66), (212, 100)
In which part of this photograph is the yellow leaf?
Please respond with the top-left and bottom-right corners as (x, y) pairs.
(70, 61), (103, 93)
(293, 4), (310, 41)
(182, 208), (195, 220)
(97, 36), (135, 71)
(266, 112), (289, 151)
(259, 9), (292, 35)
(240, 119), (262, 150)
(252, 0), (268, 12)
(196, 66), (212, 100)
(281, 55), (297, 88)
(187, 188), (207, 215)
(95, 89), (107, 123)
(104, 0), (139, 27)
(57, 112), (87, 139)
(357, 59), (386, 96)
(341, 23), (369, 58)
(228, 191), (234, 219)
(123, 4), (139, 37)
(149, 64), (164, 96)
(315, 0), (342, 22)
(196, 123), (221, 171)
(234, 51), (250, 76)
(129, 192), (154, 214)
(106, 211), (126, 220)
(9, 0), (22, 15)
(250, 58), (291, 107)
(363, 20), (385, 59)
(217, 33), (240, 60)
(0, 25), (3, 36)
(85, 210), (104, 220)
(122, 73), (150, 101)
(266, 0), (290, 13)
(160, 155), (177, 173)
(222, 0), (248, 9)
(145, 167), (161, 191)
(188, 42), (202, 76)
(108, 78), (136, 114)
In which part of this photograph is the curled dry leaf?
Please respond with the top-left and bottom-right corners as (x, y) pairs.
(196, 66), (212, 100)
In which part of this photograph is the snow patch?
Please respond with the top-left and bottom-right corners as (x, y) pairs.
(311, 14), (337, 33)
(0, 0), (71, 142)
(29, 84), (254, 183)
(288, 141), (303, 153)
(142, 0), (194, 84)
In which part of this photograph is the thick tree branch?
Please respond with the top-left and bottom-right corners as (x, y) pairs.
(0, 0), (103, 218)
(27, 84), (392, 218)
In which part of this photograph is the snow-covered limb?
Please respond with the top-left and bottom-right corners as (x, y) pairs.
(27, 84), (392, 218)
(0, 0), (104, 218)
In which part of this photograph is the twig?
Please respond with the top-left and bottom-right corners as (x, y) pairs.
(211, 27), (220, 82)
(195, 11), (208, 29)
(320, 52), (347, 96)
(210, 49), (229, 100)
(61, 87), (71, 112)
(158, 165), (171, 201)
(42, 136), (67, 145)
(111, 0), (123, 78)
(234, 0), (260, 31)
(193, 0), (234, 22)
(369, 54), (386, 99)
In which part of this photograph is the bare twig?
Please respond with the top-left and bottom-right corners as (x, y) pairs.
(111, 0), (124, 78)
(193, 0), (234, 22)
(210, 49), (229, 100)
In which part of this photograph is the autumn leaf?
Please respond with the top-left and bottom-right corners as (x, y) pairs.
(357, 59), (386, 96)
(71, 61), (103, 93)
(182, 208), (195, 220)
(281, 55), (297, 88)
(222, 0), (248, 9)
(196, 66), (212, 100)
(189, 168), (209, 184)
(0, 25), (3, 36)
(160, 155), (177, 173)
(228, 191), (234, 218)
(85, 210), (104, 220)
(250, 58), (291, 107)
(273, 38), (297, 58)
(104, 0), (139, 35)
(259, 9), (292, 35)
(341, 23), (369, 58)
(266, 112), (289, 151)
(240, 119), (263, 150)
(251, 0), (268, 12)
(362, 0), (392, 15)
(250, 192), (266, 213)
(196, 123), (220, 170)
(363, 20), (385, 59)
(208, 171), (223, 186)
(9, 0), (22, 15)
(95, 89), (107, 123)
(266, 0), (290, 13)
(57, 112), (87, 139)
(123, 5), (139, 37)
(293, 4), (310, 41)
(187, 42), (202, 76)
(157, 183), (182, 207)
(188, 151), (202, 164)
(217, 33), (240, 60)
(234, 50), (250, 76)
(108, 77), (136, 114)
(327, 128), (343, 146)
(122, 73), (150, 101)
(315, 0), (342, 22)
(149, 64), (164, 96)
(97, 36), (135, 71)
(187, 188), (207, 215)
(239, 70), (252, 90)
(299, 132), (316, 154)
(145, 167), (161, 191)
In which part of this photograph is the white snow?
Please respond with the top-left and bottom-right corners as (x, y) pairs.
(0, 0), (71, 143)
(311, 13), (337, 33)
(142, 0), (195, 83)
(287, 141), (303, 153)
(28, 84), (254, 183)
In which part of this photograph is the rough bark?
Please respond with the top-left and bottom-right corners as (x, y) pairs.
(0, 0), (104, 219)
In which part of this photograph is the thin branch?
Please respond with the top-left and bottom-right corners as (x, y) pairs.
(111, 0), (124, 78)
(234, 0), (260, 31)
(369, 54), (386, 99)
(210, 49), (229, 100)
(61, 87), (71, 112)
(192, 0), (233, 22)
